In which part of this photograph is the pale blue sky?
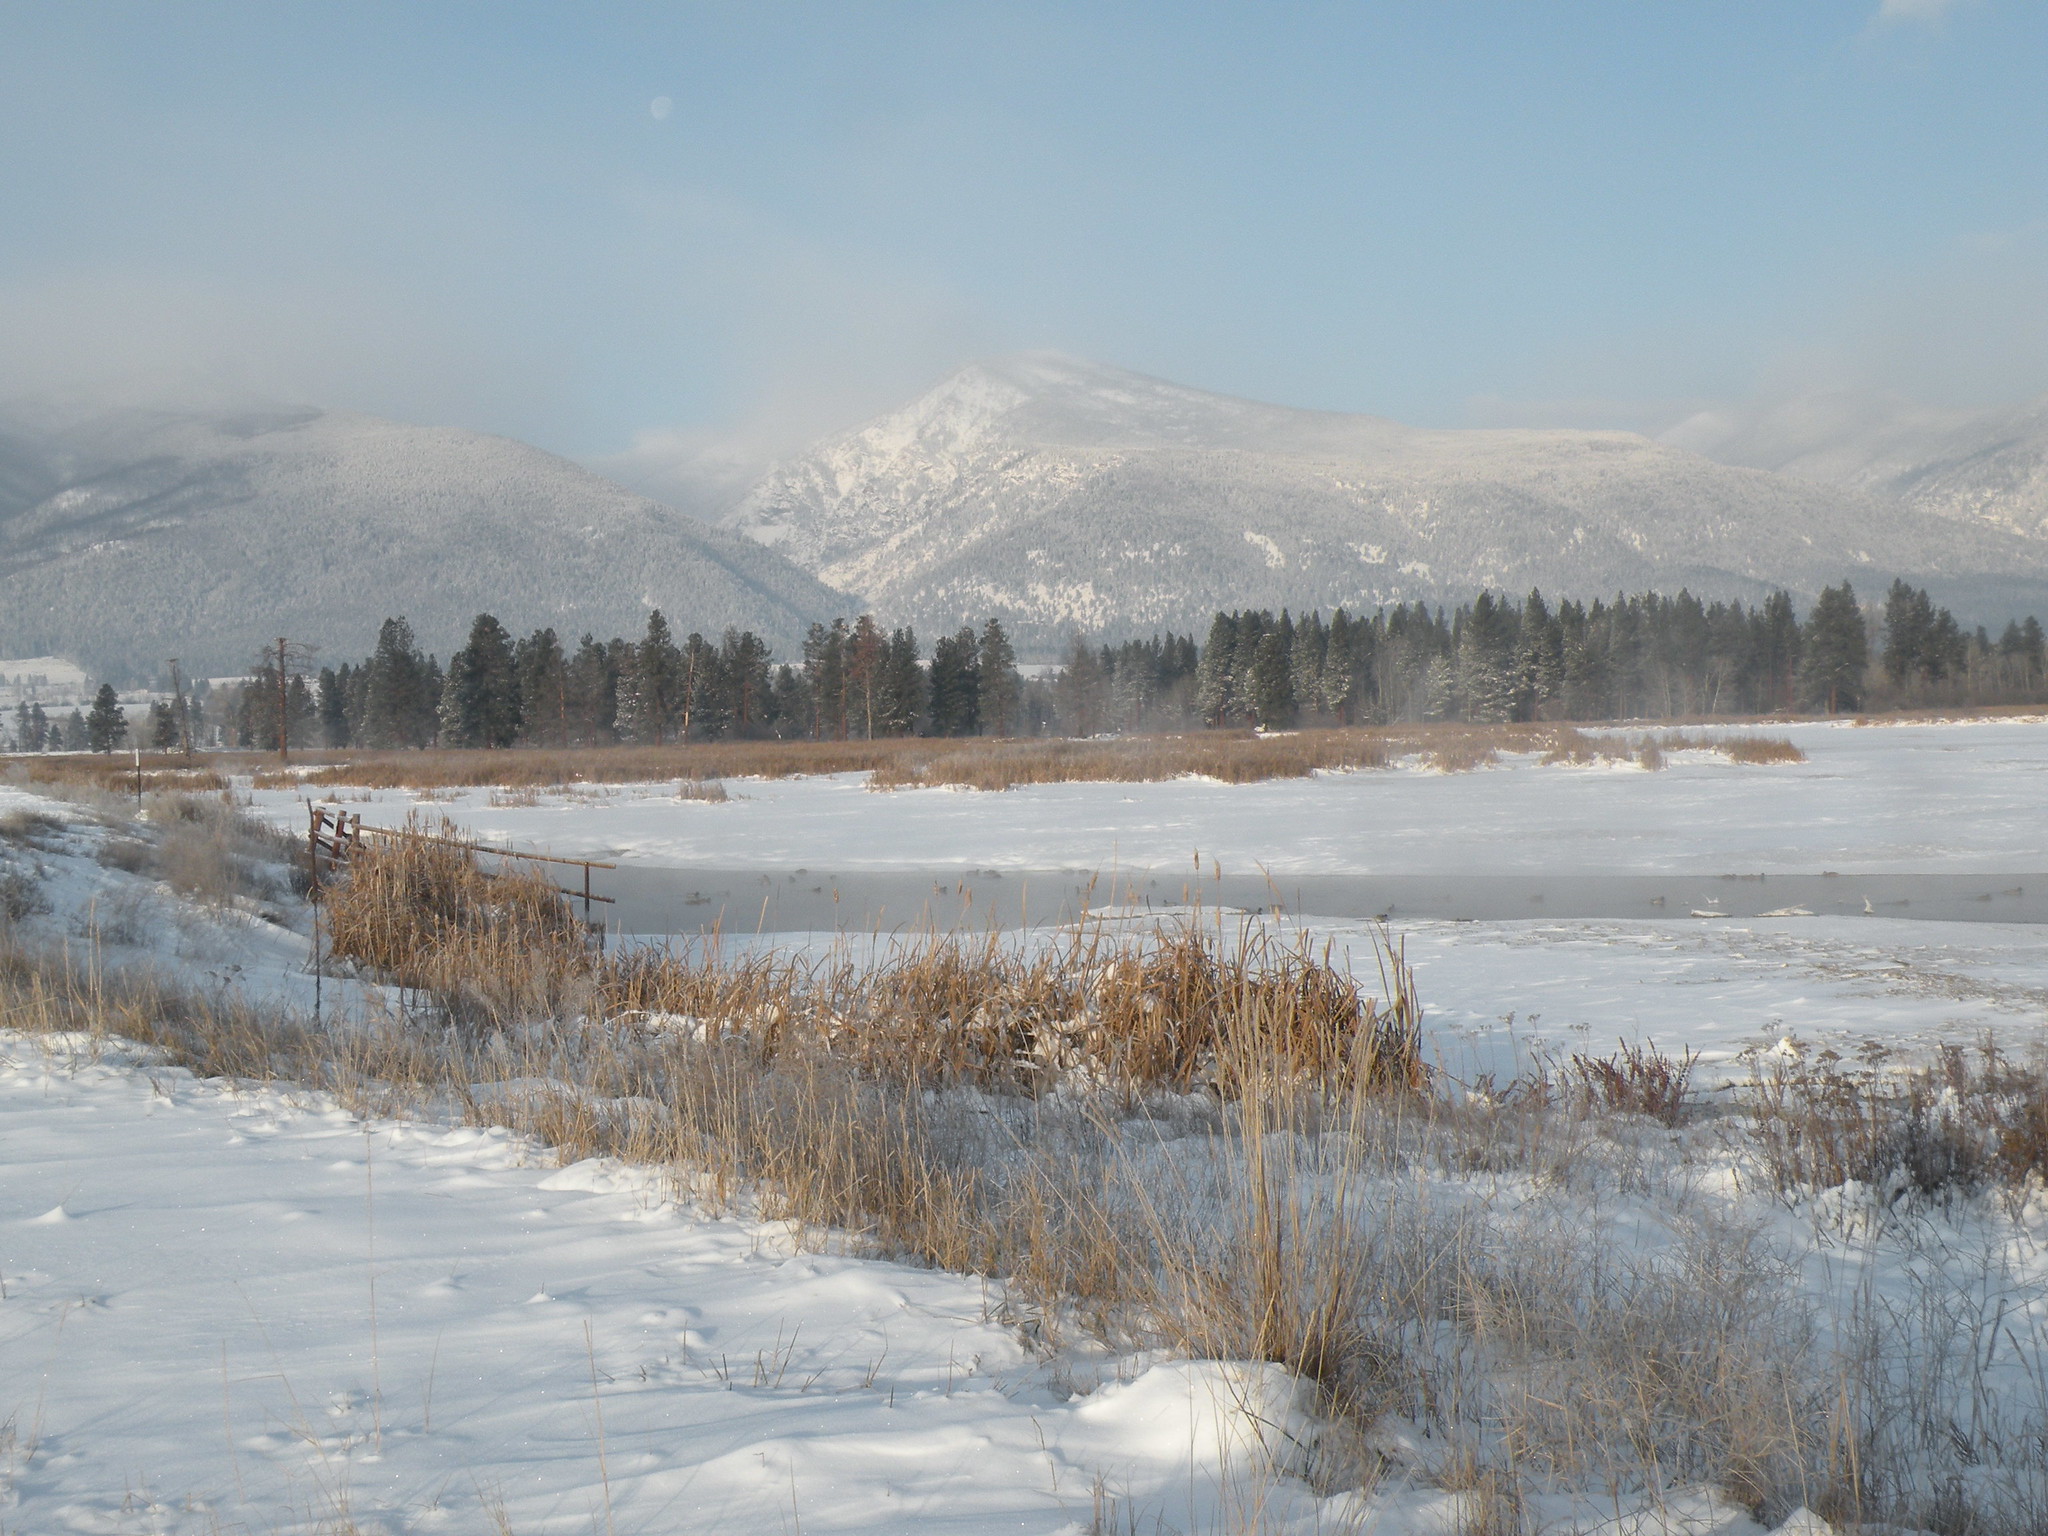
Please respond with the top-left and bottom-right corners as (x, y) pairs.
(2, 1), (2044, 469)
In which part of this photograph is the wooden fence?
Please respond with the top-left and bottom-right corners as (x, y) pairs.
(307, 803), (616, 925)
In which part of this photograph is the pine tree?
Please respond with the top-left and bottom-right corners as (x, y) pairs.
(976, 618), (1021, 737)
(565, 634), (619, 744)
(149, 700), (179, 750)
(928, 628), (982, 736)
(1195, 613), (1240, 724)
(801, 620), (849, 740)
(1800, 582), (1868, 712)
(1756, 591), (1802, 710)
(440, 613), (522, 748)
(878, 628), (924, 736)
(845, 615), (888, 739)
(621, 610), (683, 744)
(515, 629), (569, 747)
(85, 686), (126, 753)
(362, 618), (435, 748)
(316, 666), (350, 747)
(1248, 628), (1296, 728)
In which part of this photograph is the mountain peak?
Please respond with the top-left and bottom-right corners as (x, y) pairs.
(726, 358), (2048, 655)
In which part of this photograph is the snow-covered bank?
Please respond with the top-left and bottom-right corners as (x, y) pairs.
(252, 718), (2048, 877)
(0, 1032), (1340, 1534)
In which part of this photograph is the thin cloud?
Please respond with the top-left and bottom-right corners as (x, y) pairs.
(1875, 0), (1962, 24)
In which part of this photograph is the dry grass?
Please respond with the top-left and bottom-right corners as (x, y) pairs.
(1568, 1039), (1700, 1126)
(262, 740), (928, 792)
(321, 826), (1425, 1100)
(869, 732), (1395, 790)
(213, 722), (1811, 798)
(1741, 1037), (2048, 1207)
(5, 753), (236, 796)
(1717, 735), (1805, 764)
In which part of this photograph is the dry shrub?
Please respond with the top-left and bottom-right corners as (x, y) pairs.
(320, 825), (1427, 1100)
(266, 739), (930, 792)
(1720, 735), (1805, 764)
(0, 867), (49, 923)
(1741, 1039), (2048, 1204)
(226, 718), (1812, 798)
(1466, 1215), (1829, 1520)
(150, 793), (301, 905)
(675, 777), (728, 802)
(6, 754), (233, 796)
(869, 732), (1393, 791)
(1568, 1039), (1699, 1126)
(1425, 743), (1499, 773)
(321, 818), (591, 1025)
(0, 806), (65, 844)
(1537, 726), (1605, 766)
(1636, 740), (1666, 771)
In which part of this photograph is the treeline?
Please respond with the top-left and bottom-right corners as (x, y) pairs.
(1172, 580), (2045, 728)
(227, 612), (1028, 751)
(16, 576), (2046, 755)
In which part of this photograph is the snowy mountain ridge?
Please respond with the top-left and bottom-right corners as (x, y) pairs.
(1665, 389), (2048, 540)
(726, 355), (2048, 653)
(0, 404), (845, 677)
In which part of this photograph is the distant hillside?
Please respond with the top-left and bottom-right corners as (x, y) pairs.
(0, 406), (845, 677)
(1665, 390), (2048, 541)
(724, 355), (2048, 656)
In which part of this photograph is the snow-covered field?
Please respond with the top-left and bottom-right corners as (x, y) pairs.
(246, 717), (2048, 1082)
(8, 719), (2048, 1532)
(2, 1032), (1340, 1535)
(253, 719), (2048, 876)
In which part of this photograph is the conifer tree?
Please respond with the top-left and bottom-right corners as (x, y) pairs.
(928, 628), (982, 736)
(440, 613), (522, 749)
(85, 684), (127, 753)
(1800, 582), (1868, 712)
(975, 618), (1021, 737)
(361, 618), (436, 748)
(621, 610), (683, 745)
(879, 628), (924, 736)
(317, 666), (351, 747)
(1248, 628), (1296, 728)
(1195, 613), (1240, 725)
(515, 629), (569, 747)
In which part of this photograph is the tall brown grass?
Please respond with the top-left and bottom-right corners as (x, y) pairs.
(321, 824), (1425, 1100)
(236, 722), (1808, 797)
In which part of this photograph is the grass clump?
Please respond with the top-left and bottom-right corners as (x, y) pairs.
(1568, 1038), (1699, 1126)
(1741, 1037), (2048, 1206)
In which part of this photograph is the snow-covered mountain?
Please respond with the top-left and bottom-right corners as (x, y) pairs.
(0, 405), (844, 677)
(725, 355), (2048, 655)
(1665, 390), (2048, 540)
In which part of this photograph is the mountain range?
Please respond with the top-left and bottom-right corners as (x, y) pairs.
(723, 355), (2048, 655)
(0, 405), (842, 677)
(7, 357), (2048, 676)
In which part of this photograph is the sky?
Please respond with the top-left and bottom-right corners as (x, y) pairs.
(2, 0), (2045, 495)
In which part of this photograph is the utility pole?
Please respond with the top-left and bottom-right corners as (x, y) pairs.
(257, 639), (317, 765)
(168, 658), (192, 758)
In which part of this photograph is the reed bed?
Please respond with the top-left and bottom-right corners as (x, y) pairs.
(225, 721), (1808, 797)
(319, 822), (1425, 1100)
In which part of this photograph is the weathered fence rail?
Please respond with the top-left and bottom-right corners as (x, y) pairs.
(307, 803), (616, 923)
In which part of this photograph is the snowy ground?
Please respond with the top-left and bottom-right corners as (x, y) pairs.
(246, 717), (2048, 1084)
(9, 721), (2048, 1532)
(251, 718), (2048, 877)
(0, 1032), (1342, 1535)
